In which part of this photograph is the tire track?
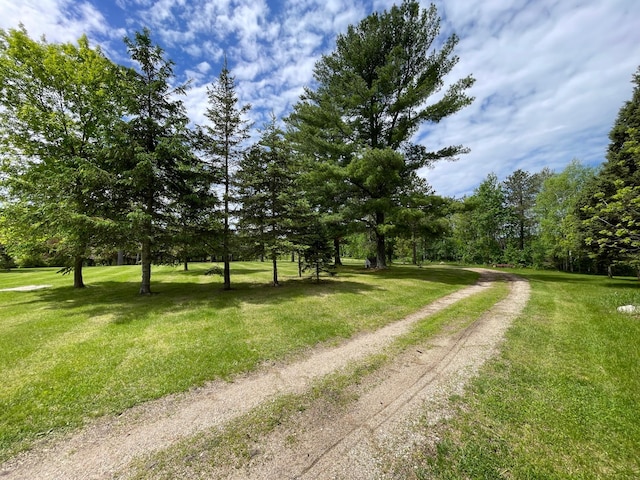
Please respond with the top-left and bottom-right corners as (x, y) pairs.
(224, 271), (530, 480)
(0, 269), (521, 480)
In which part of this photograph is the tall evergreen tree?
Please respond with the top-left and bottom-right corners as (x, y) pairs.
(502, 168), (548, 252)
(118, 29), (197, 294)
(300, 218), (335, 283)
(200, 60), (251, 290)
(579, 67), (640, 271)
(236, 118), (304, 286)
(0, 27), (126, 287)
(288, 0), (474, 268)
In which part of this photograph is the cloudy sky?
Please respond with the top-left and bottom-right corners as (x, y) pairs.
(1, 0), (639, 197)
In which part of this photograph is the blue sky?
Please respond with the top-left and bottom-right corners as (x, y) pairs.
(1, 0), (639, 198)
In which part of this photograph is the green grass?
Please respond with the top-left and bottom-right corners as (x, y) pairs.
(0, 260), (478, 462)
(126, 278), (512, 480)
(407, 270), (640, 479)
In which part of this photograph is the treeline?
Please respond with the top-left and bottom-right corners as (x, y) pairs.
(421, 164), (592, 270)
(1, 1), (639, 291)
(429, 66), (640, 276)
(0, 1), (476, 292)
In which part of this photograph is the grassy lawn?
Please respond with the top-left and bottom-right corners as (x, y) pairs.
(407, 270), (640, 479)
(127, 277), (513, 480)
(0, 260), (478, 462)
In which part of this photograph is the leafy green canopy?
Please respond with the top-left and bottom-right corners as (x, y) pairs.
(534, 160), (595, 270)
(0, 27), (126, 286)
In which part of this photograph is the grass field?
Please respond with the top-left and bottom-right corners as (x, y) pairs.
(3, 263), (639, 478)
(404, 270), (640, 479)
(0, 260), (478, 462)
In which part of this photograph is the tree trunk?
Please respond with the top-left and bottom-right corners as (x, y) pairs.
(607, 264), (613, 279)
(291, 251), (295, 262)
(333, 237), (342, 266)
(223, 258), (231, 290)
(117, 250), (124, 266)
(272, 257), (279, 286)
(222, 236), (231, 290)
(73, 255), (85, 289)
(569, 250), (574, 273)
(223, 151), (231, 291)
(184, 259), (188, 271)
(375, 211), (387, 269)
(139, 193), (154, 295)
(139, 236), (152, 295)
(411, 232), (418, 265)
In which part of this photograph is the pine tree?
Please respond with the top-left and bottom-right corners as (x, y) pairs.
(502, 169), (548, 253)
(580, 67), (640, 271)
(200, 60), (251, 290)
(118, 29), (197, 294)
(288, 0), (474, 268)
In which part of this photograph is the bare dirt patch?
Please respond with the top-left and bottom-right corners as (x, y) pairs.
(0, 285), (52, 292)
(0, 269), (529, 480)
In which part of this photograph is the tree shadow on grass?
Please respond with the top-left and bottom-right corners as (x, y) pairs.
(337, 264), (480, 286)
(31, 277), (381, 325)
(177, 265), (268, 276)
(516, 271), (640, 289)
(10, 263), (484, 325)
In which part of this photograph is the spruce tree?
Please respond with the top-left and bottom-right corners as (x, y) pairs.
(118, 29), (196, 294)
(236, 118), (302, 286)
(200, 60), (251, 290)
(580, 67), (640, 270)
(300, 218), (335, 283)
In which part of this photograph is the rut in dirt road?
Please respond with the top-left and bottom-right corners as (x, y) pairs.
(0, 269), (527, 480)
(205, 271), (530, 479)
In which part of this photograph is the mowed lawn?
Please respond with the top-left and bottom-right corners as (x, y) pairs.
(409, 270), (640, 479)
(0, 261), (479, 462)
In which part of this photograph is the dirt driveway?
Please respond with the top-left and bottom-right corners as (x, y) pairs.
(1, 269), (530, 479)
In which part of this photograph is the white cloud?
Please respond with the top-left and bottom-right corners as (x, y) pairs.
(416, 0), (640, 196)
(0, 0), (108, 42)
(2, 0), (639, 198)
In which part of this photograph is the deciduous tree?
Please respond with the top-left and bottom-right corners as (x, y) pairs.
(534, 160), (594, 270)
(454, 173), (508, 264)
(0, 27), (126, 287)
